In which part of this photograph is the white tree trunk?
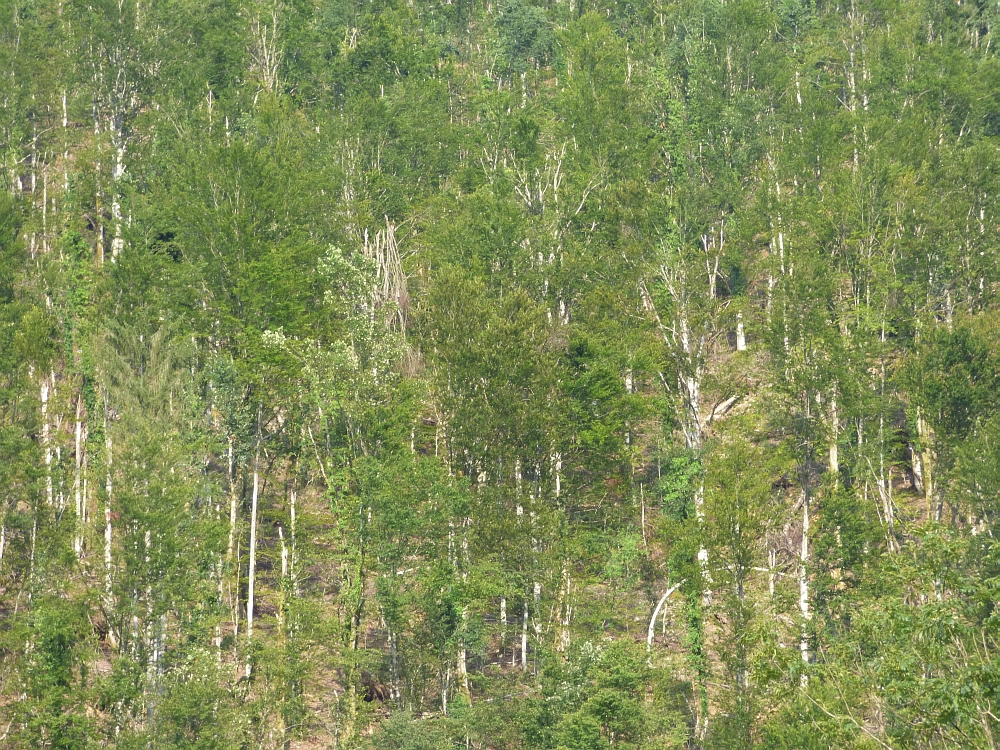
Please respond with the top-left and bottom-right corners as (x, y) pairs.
(646, 581), (683, 665)
(246, 465), (260, 671)
(74, 396), (84, 556)
(799, 489), (811, 681)
(829, 392), (839, 479)
(226, 439), (238, 563)
(916, 408), (936, 521)
(290, 487), (298, 596)
(768, 547), (776, 599)
(104, 423), (116, 647)
(557, 567), (572, 653)
(42, 378), (52, 507)
(521, 598), (529, 673)
(458, 518), (471, 703)
(110, 137), (125, 260)
(554, 452), (561, 499)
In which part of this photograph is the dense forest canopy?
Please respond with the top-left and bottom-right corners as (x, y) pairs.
(2, 0), (1000, 747)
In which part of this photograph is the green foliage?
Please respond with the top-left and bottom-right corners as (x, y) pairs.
(3, 0), (1000, 747)
(498, 0), (555, 74)
(903, 314), (1000, 441)
(658, 451), (701, 522)
(371, 712), (450, 750)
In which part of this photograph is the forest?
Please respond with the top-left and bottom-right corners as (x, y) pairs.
(2, 0), (1000, 747)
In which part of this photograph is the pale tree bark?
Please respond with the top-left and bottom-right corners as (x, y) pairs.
(457, 518), (471, 705)
(246, 458), (260, 677)
(289, 486), (298, 596)
(42, 377), (52, 507)
(93, 92), (105, 265)
(641, 262), (712, 603)
(530, 501), (542, 663)
(248, 4), (282, 95)
(515, 464), (531, 671)
(74, 395), (85, 556)
(104, 399), (117, 648)
(521, 598), (529, 674)
(916, 407), (937, 521)
(799, 488), (811, 683)
(646, 581), (682, 666)
(768, 547), (777, 599)
(279, 523), (288, 583)
(224, 438), (241, 649)
(876, 410), (897, 551)
(555, 564), (572, 653)
(62, 90), (69, 192)
(624, 368), (633, 447)
(640, 484), (648, 549)
(42, 172), (48, 253)
(501, 595), (508, 663)
(89, 0), (145, 264)
(828, 389), (839, 480)
(532, 578), (542, 656)
(341, 510), (367, 741)
(387, 619), (401, 707)
(226, 439), (238, 564)
(110, 137), (125, 261)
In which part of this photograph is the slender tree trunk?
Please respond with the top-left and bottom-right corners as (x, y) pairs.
(829, 391), (839, 480)
(225, 438), (240, 650)
(441, 666), (450, 715)
(42, 378), (52, 507)
(646, 581), (682, 665)
(290, 487), (298, 596)
(768, 547), (776, 599)
(104, 402), (116, 648)
(501, 596), (509, 663)
(74, 395), (84, 556)
(93, 95), (105, 266)
(246, 460), (260, 676)
(457, 517), (471, 705)
(42, 172), (47, 253)
(110, 122), (126, 260)
(62, 90), (69, 191)
(521, 598), (529, 673)
(226, 439), (238, 562)
(916, 409), (938, 522)
(555, 563), (572, 653)
(799, 488), (811, 683)
(29, 514), (37, 596)
(677, 319), (711, 605)
(457, 629), (470, 703)
(553, 451), (562, 500)
(388, 622), (401, 707)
